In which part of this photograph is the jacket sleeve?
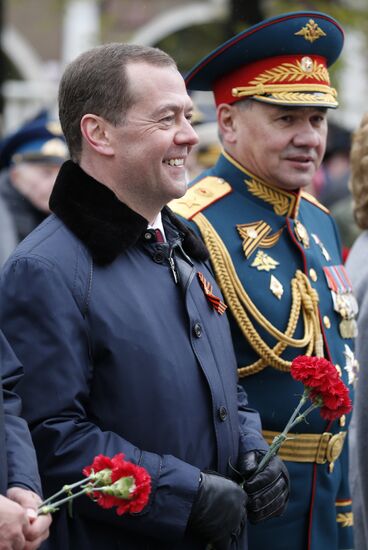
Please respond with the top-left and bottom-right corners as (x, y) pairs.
(237, 383), (269, 455)
(0, 256), (200, 542)
(0, 331), (42, 494)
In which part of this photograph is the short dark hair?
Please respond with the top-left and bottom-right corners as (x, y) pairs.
(58, 43), (176, 161)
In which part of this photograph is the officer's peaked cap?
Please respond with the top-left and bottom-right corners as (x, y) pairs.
(0, 110), (68, 170)
(185, 11), (344, 109)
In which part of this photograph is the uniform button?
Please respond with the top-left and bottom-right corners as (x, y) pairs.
(144, 231), (153, 241)
(218, 406), (228, 421)
(340, 414), (346, 427)
(153, 252), (164, 263)
(193, 322), (202, 338)
(309, 268), (317, 282)
(323, 315), (331, 329)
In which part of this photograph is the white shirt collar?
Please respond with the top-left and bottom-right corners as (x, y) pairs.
(148, 212), (166, 242)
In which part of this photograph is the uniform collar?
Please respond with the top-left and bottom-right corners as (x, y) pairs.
(215, 150), (302, 218)
(49, 160), (208, 265)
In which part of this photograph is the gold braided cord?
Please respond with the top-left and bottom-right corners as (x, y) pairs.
(194, 213), (323, 376)
(256, 92), (338, 107)
(232, 82), (337, 98)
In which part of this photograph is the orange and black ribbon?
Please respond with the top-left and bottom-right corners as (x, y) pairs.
(197, 272), (227, 315)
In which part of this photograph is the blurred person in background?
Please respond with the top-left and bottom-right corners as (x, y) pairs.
(0, 197), (16, 267)
(0, 111), (68, 245)
(315, 122), (352, 208)
(185, 101), (221, 180)
(315, 122), (360, 259)
(345, 112), (368, 550)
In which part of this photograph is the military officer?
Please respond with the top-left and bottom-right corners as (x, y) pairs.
(171, 11), (357, 550)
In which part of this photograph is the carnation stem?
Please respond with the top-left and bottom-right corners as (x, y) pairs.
(38, 475), (94, 509)
(255, 390), (309, 473)
(38, 485), (95, 515)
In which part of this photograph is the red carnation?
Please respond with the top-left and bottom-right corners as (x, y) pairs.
(83, 454), (113, 477)
(291, 355), (352, 420)
(255, 354), (353, 474)
(39, 454), (151, 517)
(83, 453), (151, 515)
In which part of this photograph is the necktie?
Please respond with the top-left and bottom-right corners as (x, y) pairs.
(155, 228), (164, 243)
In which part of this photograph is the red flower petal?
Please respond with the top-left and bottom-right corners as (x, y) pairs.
(83, 454), (151, 516)
(291, 355), (352, 421)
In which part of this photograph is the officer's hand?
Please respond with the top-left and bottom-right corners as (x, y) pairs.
(238, 450), (289, 524)
(187, 472), (247, 549)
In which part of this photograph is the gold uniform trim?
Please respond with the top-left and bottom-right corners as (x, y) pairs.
(262, 429), (346, 464)
(193, 213), (324, 376)
(222, 150), (300, 218)
(252, 91), (338, 108)
(245, 178), (294, 216)
(336, 500), (352, 507)
(232, 82), (336, 98)
(336, 513), (353, 528)
(301, 191), (330, 214)
(251, 60), (330, 86)
(169, 176), (231, 220)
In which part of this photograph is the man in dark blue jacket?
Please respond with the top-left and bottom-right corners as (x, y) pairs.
(0, 331), (51, 549)
(0, 43), (288, 550)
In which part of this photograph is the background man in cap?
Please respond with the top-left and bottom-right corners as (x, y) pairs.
(0, 110), (68, 247)
(171, 11), (356, 550)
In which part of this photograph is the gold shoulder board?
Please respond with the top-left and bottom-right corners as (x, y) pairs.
(301, 191), (330, 214)
(169, 176), (232, 220)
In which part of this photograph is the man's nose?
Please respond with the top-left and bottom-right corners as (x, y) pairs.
(175, 118), (199, 147)
(293, 124), (321, 148)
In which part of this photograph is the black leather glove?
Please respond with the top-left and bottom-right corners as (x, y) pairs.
(238, 450), (290, 524)
(187, 472), (247, 549)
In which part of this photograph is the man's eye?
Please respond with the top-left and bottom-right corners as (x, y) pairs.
(279, 116), (293, 123)
(161, 115), (174, 123)
(312, 116), (325, 124)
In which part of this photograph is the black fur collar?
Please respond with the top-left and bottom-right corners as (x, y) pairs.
(49, 160), (208, 265)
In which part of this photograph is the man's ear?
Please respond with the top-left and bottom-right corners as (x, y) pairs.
(217, 103), (238, 144)
(80, 114), (114, 156)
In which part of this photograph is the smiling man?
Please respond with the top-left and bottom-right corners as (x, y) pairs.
(0, 43), (283, 550)
(171, 11), (357, 550)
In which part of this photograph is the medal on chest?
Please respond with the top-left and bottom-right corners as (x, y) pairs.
(323, 265), (358, 338)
